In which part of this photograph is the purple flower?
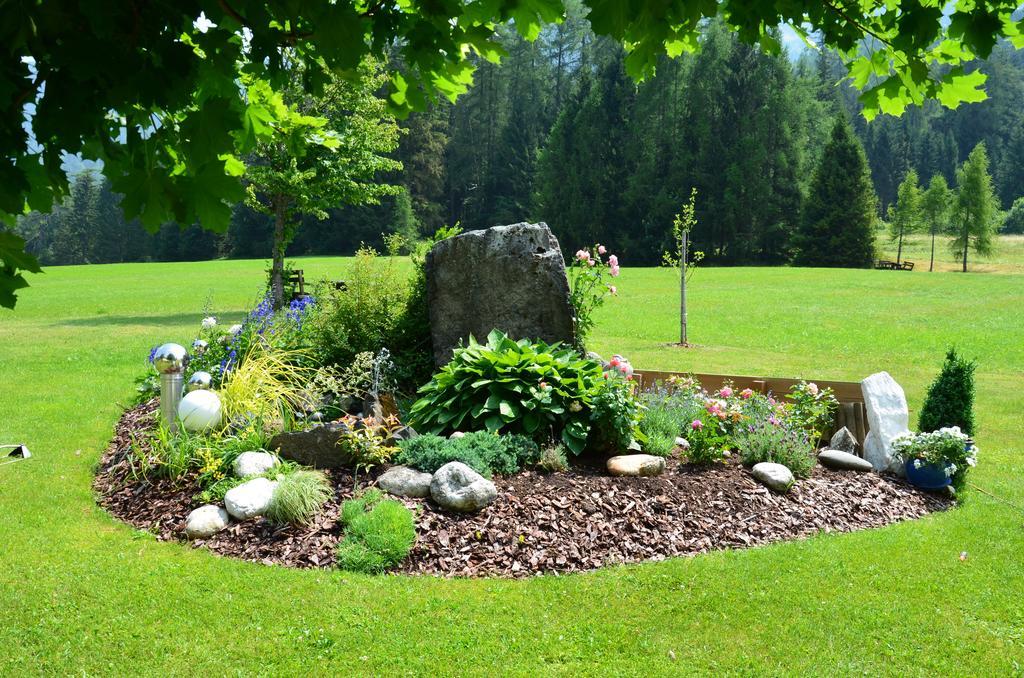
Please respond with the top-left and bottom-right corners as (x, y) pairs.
(147, 346), (158, 364)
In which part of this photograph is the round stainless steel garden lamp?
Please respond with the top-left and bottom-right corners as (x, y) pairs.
(152, 343), (189, 432)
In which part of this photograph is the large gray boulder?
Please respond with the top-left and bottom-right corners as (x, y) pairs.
(818, 449), (874, 472)
(425, 223), (576, 364)
(861, 372), (911, 475)
(430, 462), (497, 512)
(270, 421), (355, 469)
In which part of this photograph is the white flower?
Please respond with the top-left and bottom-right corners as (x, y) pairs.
(228, 323), (243, 335)
(201, 316), (217, 329)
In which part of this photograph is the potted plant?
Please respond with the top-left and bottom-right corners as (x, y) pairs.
(892, 427), (977, 491)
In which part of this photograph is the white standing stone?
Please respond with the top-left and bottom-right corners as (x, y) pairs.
(751, 462), (795, 493)
(184, 504), (229, 539)
(233, 451), (279, 478)
(224, 477), (278, 520)
(860, 372), (911, 474)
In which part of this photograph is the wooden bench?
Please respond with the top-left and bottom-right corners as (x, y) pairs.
(876, 260), (914, 271)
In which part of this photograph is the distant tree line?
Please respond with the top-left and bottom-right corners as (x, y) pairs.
(16, 13), (1024, 269)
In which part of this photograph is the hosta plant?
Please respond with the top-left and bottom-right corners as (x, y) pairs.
(408, 330), (605, 454)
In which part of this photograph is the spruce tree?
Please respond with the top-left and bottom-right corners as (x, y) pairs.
(951, 142), (998, 272)
(918, 348), (976, 436)
(793, 117), (877, 268)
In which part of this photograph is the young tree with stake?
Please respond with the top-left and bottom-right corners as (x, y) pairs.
(663, 188), (702, 345)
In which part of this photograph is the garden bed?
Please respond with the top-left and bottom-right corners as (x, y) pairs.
(96, 402), (951, 577)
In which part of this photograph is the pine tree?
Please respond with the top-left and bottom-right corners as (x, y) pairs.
(890, 169), (922, 265)
(793, 117), (877, 268)
(951, 143), (998, 272)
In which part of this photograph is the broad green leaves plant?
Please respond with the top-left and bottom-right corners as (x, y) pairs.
(408, 330), (605, 454)
(2, 1), (1022, 306)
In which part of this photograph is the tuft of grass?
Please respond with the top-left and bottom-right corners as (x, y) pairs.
(536, 444), (569, 473)
(219, 343), (313, 426)
(264, 469), (332, 525)
(642, 431), (676, 457)
(336, 492), (415, 574)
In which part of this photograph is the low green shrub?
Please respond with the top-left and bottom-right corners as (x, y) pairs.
(395, 431), (539, 476)
(643, 431), (676, 457)
(918, 348), (976, 436)
(408, 330), (607, 454)
(265, 469), (333, 525)
(336, 492), (416, 574)
(536, 444), (569, 473)
(588, 377), (644, 452)
(733, 420), (816, 478)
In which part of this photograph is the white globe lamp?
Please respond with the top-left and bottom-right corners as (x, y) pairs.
(178, 390), (223, 432)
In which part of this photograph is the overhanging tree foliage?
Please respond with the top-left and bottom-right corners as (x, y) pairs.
(2, 1), (1023, 306)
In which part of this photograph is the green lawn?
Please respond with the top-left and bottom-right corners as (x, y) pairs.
(2, 258), (1023, 675)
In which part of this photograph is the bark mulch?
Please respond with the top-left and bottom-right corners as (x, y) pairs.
(96, 403), (952, 577)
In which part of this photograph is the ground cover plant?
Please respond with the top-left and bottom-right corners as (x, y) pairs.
(395, 432), (540, 477)
(1, 258), (1023, 674)
(336, 489), (416, 574)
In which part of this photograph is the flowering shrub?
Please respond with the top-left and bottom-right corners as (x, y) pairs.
(684, 417), (728, 464)
(408, 330), (612, 454)
(785, 381), (838, 447)
(568, 244), (620, 350)
(588, 375), (645, 453)
(893, 427), (977, 490)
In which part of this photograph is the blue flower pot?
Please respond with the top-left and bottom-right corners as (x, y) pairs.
(904, 459), (952, 490)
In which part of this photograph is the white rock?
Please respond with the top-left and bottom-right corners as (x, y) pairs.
(448, 431), (466, 440)
(184, 504), (229, 539)
(178, 389), (222, 432)
(861, 372), (911, 474)
(430, 462), (497, 512)
(233, 451), (279, 478)
(675, 437), (690, 450)
(378, 466), (433, 498)
(751, 462), (794, 493)
(606, 454), (666, 477)
(818, 449), (874, 472)
(224, 477), (278, 520)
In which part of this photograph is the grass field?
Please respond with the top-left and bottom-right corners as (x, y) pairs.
(2, 256), (1023, 675)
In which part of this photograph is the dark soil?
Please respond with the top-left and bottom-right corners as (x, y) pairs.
(96, 403), (952, 577)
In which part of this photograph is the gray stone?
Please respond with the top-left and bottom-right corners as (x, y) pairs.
(751, 462), (795, 493)
(224, 477), (278, 520)
(448, 431), (466, 440)
(425, 223), (575, 364)
(606, 454), (666, 477)
(270, 421), (355, 469)
(378, 466), (433, 498)
(818, 449), (874, 472)
(233, 451), (279, 478)
(830, 426), (859, 455)
(861, 372), (911, 475)
(430, 462), (497, 512)
(184, 504), (229, 538)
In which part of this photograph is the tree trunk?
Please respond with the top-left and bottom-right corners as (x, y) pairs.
(270, 196), (287, 310)
(896, 223), (904, 264)
(680, 230), (688, 345)
(962, 224), (969, 273)
(929, 229), (936, 272)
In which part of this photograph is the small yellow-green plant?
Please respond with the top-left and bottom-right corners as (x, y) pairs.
(265, 468), (333, 526)
(336, 489), (415, 574)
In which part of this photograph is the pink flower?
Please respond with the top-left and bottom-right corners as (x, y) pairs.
(608, 285), (617, 295)
(807, 382), (819, 396)
(740, 388), (754, 399)
(576, 249), (589, 261)
(609, 265), (620, 277)
(608, 254), (619, 267)
(587, 259), (595, 267)
(719, 387), (733, 398)
(769, 416), (780, 426)
(609, 357), (620, 367)
(768, 397), (776, 406)
(598, 245), (607, 255)
(691, 419), (703, 430)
